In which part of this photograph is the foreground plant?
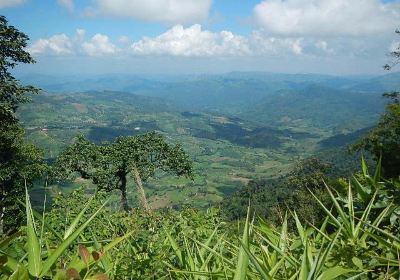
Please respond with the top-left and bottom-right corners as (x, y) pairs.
(166, 160), (400, 279)
(0, 189), (131, 279)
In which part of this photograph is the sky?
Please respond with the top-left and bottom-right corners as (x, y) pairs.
(1, 0), (400, 75)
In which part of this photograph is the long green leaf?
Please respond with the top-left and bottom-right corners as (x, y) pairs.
(361, 156), (369, 177)
(9, 264), (29, 280)
(373, 156), (382, 183)
(40, 198), (109, 277)
(316, 267), (353, 280)
(240, 240), (272, 280)
(164, 228), (183, 264)
(18, 199), (63, 240)
(63, 196), (94, 239)
(233, 206), (250, 280)
(25, 188), (42, 277)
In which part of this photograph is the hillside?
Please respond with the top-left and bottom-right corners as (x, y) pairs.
(17, 71), (392, 209)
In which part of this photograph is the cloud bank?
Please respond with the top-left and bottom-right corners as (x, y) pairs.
(29, 25), (313, 58)
(27, 0), (399, 66)
(131, 25), (250, 57)
(28, 30), (118, 57)
(254, 0), (400, 36)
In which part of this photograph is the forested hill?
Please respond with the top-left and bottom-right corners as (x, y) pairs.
(19, 72), (399, 128)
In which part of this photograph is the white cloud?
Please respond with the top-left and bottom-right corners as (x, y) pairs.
(76, 29), (86, 42)
(130, 25), (312, 57)
(118, 36), (131, 45)
(291, 39), (303, 55)
(86, 0), (211, 24)
(131, 25), (250, 56)
(28, 34), (73, 55)
(249, 31), (305, 56)
(254, 0), (400, 36)
(57, 0), (74, 12)
(0, 0), (25, 8)
(29, 24), (395, 59)
(82, 34), (118, 56)
(29, 30), (118, 57)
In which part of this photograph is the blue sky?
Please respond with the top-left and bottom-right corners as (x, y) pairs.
(1, 0), (400, 75)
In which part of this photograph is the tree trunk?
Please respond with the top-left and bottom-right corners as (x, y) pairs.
(132, 165), (150, 212)
(120, 175), (130, 212)
(0, 200), (4, 236)
(0, 185), (7, 235)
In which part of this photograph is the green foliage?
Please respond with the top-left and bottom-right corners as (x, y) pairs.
(384, 29), (400, 71)
(0, 15), (39, 124)
(0, 16), (46, 234)
(167, 160), (400, 279)
(56, 132), (193, 211)
(42, 188), (224, 279)
(1, 160), (399, 279)
(221, 157), (333, 226)
(354, 93), (400, 178)
(0, 189), (131, 279)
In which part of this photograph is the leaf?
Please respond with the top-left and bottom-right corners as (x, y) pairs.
(18, 199), (64, 241)
(373, 156), (382, 183)
(79, 244), (90, 264)
(66, 268), (81, 279)
(40, 199), (109, 277)
(240, 240), (272, 280)
(92, 251), (101, 261)
(25, 188), (42, 277)
(9, 264), (29, 280)
(293, 212), (305, 243)
(233, 206), (250, 280)
(352, 257), (363, 270)
(0, 255), (19, 272)
(64, 196), (94, 240)
(88, 273), (109, 280)
(298, 239), (309, 280)
(351, 176), (370, 202)
(361, 156), (369, 177)
(0, 231), (21, 250)
(164, 228), (183, 264)
(316, 267), (354, 280)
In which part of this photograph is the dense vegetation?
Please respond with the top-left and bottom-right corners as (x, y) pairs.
(0, 16), (47, 234)
(1, 16), (399, 279)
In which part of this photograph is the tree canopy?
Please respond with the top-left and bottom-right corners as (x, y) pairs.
(354, 94), (400, 178)
(0, 16), (46, 234)
(57, 132), (193, 211)
(354, 31), (400, 179)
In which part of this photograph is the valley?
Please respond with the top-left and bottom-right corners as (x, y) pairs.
(18, 72), (395, 209)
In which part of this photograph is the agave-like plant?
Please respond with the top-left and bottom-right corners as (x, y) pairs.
(166, 160), (399, 279)
(0, 189), (132, 279)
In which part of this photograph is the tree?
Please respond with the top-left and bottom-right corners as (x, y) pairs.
(354, 95), (400, 178)
(221, 157), (333, 226)
(57, 132), (193, 211)
(354, 30), (400, 179)
(383, 29), (400, 71)
(0, 16), (46, 234)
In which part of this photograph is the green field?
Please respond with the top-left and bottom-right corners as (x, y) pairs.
(19, 89), (337, 209)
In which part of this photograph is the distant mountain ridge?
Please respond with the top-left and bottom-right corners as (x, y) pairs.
(17, 71), (400, 94)
(17, 71), (399, 133)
